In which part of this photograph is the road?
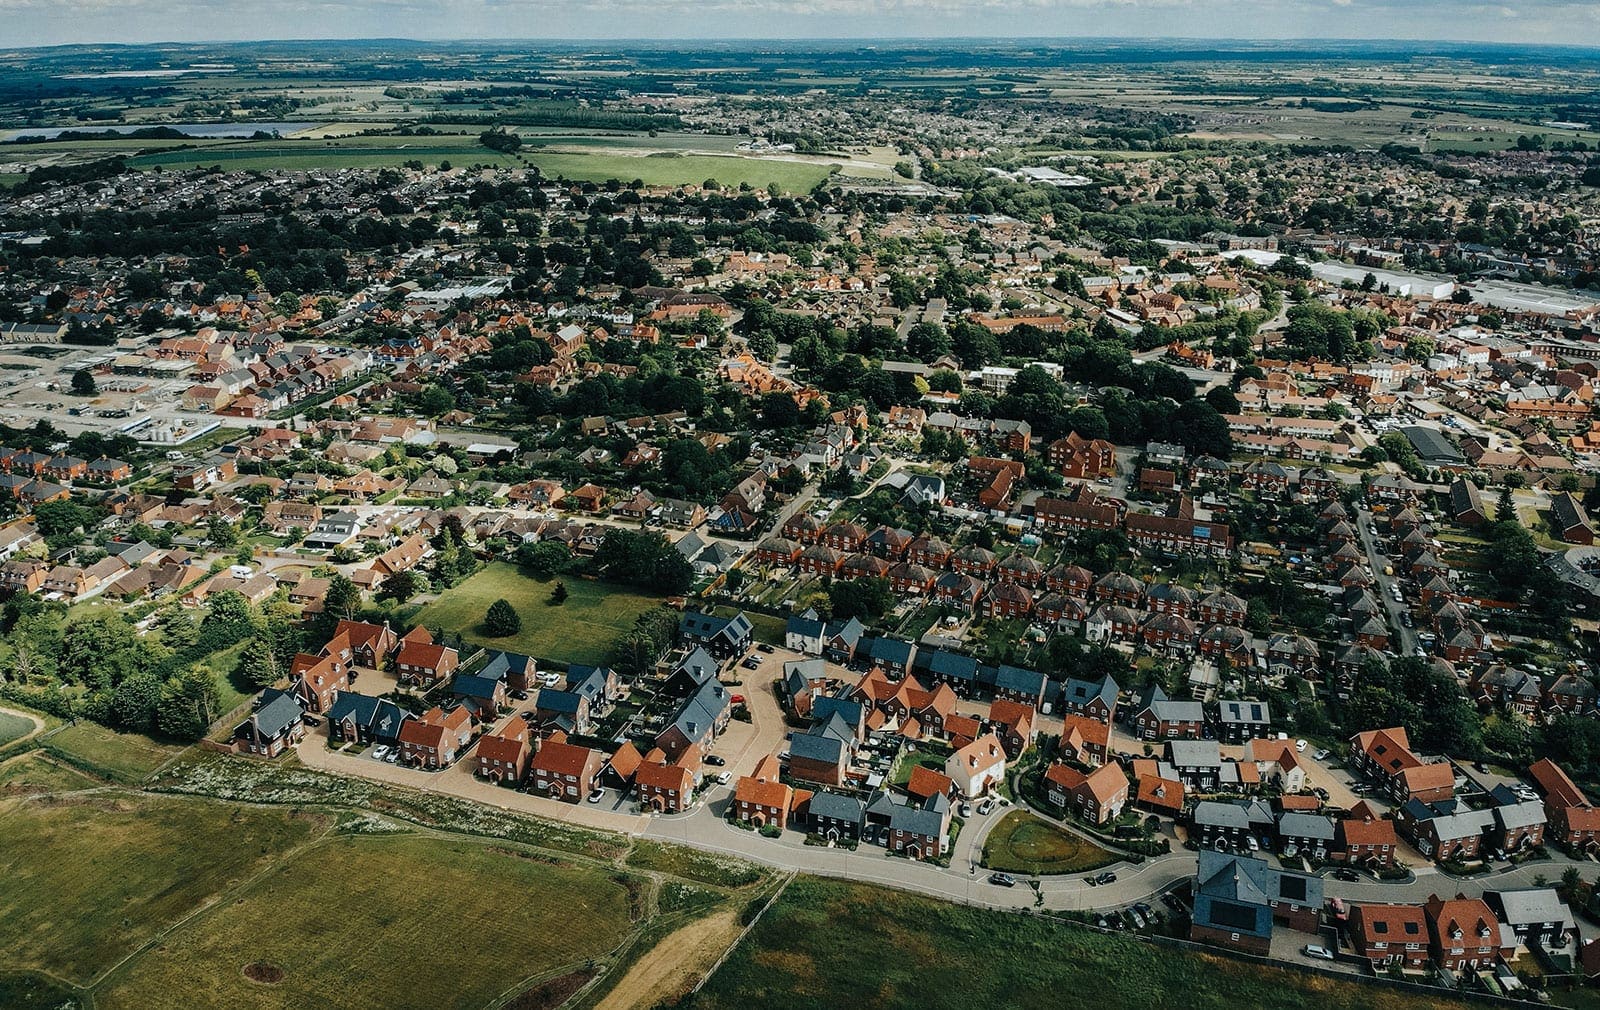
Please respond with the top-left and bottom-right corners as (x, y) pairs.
(1353, 506), (1419, 655)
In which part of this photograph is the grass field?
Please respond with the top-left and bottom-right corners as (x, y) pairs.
(626, 840), (767, 889)
(419, 562), (664, 667)
(0, 752), (99, 796)
(980, 811), (1118, 876)
(0, 710), (35, 747)
(0, 794), (325, 985)
(42, 722), (183, 783)
(689, 877), (1465, 1010)
(0, 973), (81, 1010)
(96, 833), (637, 1010)
(524, 152), (835, 192)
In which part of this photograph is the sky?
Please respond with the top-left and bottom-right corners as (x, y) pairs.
(6, 0), (1600, 48)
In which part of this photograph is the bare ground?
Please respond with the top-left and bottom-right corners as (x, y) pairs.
(594, 908), (740, 1010)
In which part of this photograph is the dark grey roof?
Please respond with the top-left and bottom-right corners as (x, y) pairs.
(807, 791), (864, 823)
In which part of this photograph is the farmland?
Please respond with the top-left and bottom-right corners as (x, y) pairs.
(418, 561), (666, 667)
(41, 722), (185, 783)
(979, 811), (1119, 876)
(688, 877), (1466, 1010)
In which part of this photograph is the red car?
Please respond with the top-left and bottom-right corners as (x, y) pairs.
(730, 694), (746, 705)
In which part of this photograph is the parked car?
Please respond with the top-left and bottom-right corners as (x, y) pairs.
(371, 745), (391, 761)
(1096, 871), (1117, 885)
(960, 802), (973, 818)
(742, 656), (762, 670)
(716, 771), (732, 785)
(730, 694), (746, 705)
(1303, 945), (1335, 961)
(704, 754), (726, 767)
(587, 788), (605, 804)
(1332, 867), (1360, 882)
(1295, 739), (1308, 753)
(977, 798), (995, 816)
(757, 643), (775, 653)
(988, 872), (1017, 887)
(1084, 876), (1101, 887)
(1312, 748), (1329, 761)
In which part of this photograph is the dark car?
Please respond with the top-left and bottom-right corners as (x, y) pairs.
(757, 643), (775, 653)
(1096, 871), (1118, 885)
(704, 754), (726, 767)
(1332, 867), (1360, 882)
(988, 872), (1017, 887)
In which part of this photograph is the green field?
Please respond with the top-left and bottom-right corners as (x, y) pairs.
(980, 811), (1119, 876)
(41, 722), (184, 783)
(525, 152), (835, 192)
(626, 840), (768, 889)
(0, 794), (325, 985)
(419, 562), (665, 666)
(0, 752), (99, 796)
(0, 710), (35, 748)
(96, 833), (636, 1010)
(689, 877), (1465, 1010)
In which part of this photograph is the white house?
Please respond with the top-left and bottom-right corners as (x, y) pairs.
(945, 733), (1008, 798)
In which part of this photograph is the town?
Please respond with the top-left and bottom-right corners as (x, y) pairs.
(9, 35), (1600, 1010)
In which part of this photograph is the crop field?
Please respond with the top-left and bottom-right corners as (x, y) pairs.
(689, 877), (1466, 1010)
(0, 794), (325, 986)
(418, 561), (665, 667)
(980, 811), (1119, 876)
(95, 833), (638, 1010)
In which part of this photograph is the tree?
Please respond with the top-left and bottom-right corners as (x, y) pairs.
(1170, 400), (1233, 458)
(237, 636), (285, 690)
(109, 672), (163, 732)
(515, 540), (571, 579)
(155, 666), (222, 741)
(1204, 385), (1241, 415)
(324, 573), (361, 623)
(70, 368), (97, 395)
(549, 581), (569, 606)
(828, 577), (894, 624)
(484, 598), (522, 637)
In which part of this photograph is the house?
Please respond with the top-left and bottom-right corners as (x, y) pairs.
(290, 652), (350, 714)
(1189, 850), (1322, 955)
(394, 629), (459, 687)
(1044, 762), (1129, 824)
(397, 705), (474, 770)
(1348, 903), (1431, 969)
(232, 689), (305, 758)
(1484, 888), (1576, 951)
(945, 733), (1007, 798)
(1191, 799), (1260, 851)
(530, 736), (604, 803)
(635, 750), (699, 813)
(1276, 811), (1336, 860)
(1059, 674), (1118, 724)
(678, 610), (753, 662)
(1058, 714), (1111, 767)
(866, 789), (950, 861)
(479, 650), (538, 694)
(987, 697), (1035, 760)
(475, 719), (532, 784)
(787, 717), (853, 787)
(534, 689), (592, 737)
(1528, 757), (1600, 853)
(1166, 740), (1226, 791)
(805, 791), (865, 842)
(655, 679), (732, 760)
(331, 620), (397, 668)
(1551, 492), (1596, 545)
(733, 755), (794, 829)
(1131, 685), (1204, 740)
(451, 674), (508, 722)
(1336, 801), (1401, 869)
(1213, 700), (1271, 744)
(326, 691), (410, 746)
(565, 665), (621, 714)
(1424, 893), (1505, 971)
(1350, 727), (1454, 803)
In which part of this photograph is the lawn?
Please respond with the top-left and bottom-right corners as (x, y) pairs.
(980, 811), (1118, 876)
(42, 722), (184, 783)
(0, 794), (325, 986)
(689, 876), (1466, 1010)
(0, 709), (35, 747)
(419, 562), (665, 667)
(96, 834), (637, 1010)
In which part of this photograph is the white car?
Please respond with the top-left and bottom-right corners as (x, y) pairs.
(716, 771), (732, 785)
(537, 671), (562, 687)
(587, 787), (605, 804)
(371, 745), (391, 761)
(1303, 945), (1335, 961)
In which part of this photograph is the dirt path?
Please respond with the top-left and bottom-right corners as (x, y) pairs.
(593, 907), (741, 1010)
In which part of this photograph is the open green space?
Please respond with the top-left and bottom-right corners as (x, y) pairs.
(96, 833), (636, 1010)
(419, 561), (664, 666)
(524, 152), (835, 192)
(41, 722), (184, 783)
(0, 710), (35, 748)
(689, 876), (1465, 1010)
(0, 794), (325, 986)
(626, 839), (767, 889)
(0, 752), (99, 796)
(980, 811), (1118, 876)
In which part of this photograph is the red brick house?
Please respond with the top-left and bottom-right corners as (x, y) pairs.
(1348, 903), (1430, 969)
(1044, 762), (1129, 824)
(529, 736), (603, 803)
(394, 628), (459, 687)
(1424, 894), (1505, 971)
(732, 754), (793, 829)
(475, 719), (532, 784)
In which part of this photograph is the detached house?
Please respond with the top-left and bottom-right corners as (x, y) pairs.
(945, 733), (1007, 798)
(1044, 762), (1130, 824)
(529, 736), (604, 803)
(232, 689), (305, 758)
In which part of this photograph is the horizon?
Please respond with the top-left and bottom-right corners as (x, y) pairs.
(7, 0), (1600, 51)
